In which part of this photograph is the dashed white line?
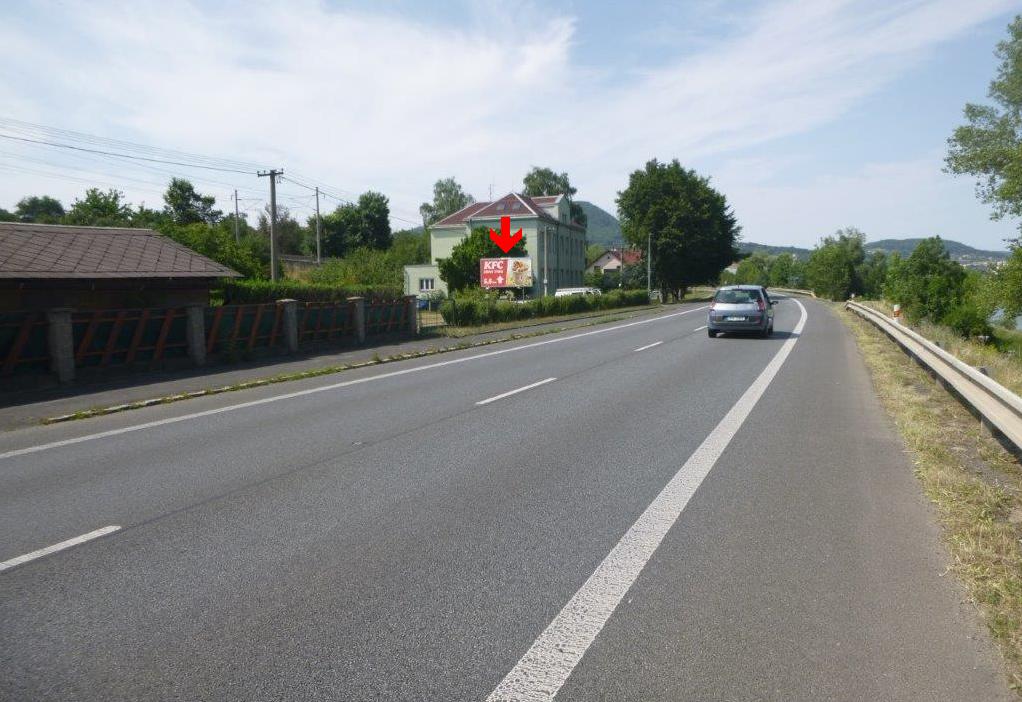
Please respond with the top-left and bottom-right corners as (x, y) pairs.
(633, 341), (662, 352)
(0, 526), (121, 573)
(476, 377), (557, 406)
(694, 325), (707, 331)
(0, 306), (708, 462)
(486, 300), (808, 702)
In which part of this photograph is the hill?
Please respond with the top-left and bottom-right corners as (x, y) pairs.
(864, 238), (1007, 260)
(578, 201), (622, 246)
(738, 242), (811, 259)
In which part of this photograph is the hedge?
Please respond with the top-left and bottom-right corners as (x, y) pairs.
(217, 280), (403, 305)
(438, 289), (650, 326)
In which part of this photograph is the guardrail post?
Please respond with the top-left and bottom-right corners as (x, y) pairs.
(405, 295), (418, 335)
(348, 297), (366, 344)
(185, 304), (207, 367)
(46, 308), (75, 384)
(278, 299), (298, 353)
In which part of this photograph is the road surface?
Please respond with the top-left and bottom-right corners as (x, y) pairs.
(0, 298), (1011, 701)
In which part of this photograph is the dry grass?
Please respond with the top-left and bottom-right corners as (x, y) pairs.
(839, 304), (1022, 692)
(858, 300), (1022, 398)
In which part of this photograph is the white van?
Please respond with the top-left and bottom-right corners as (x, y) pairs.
(554, 287), (602, 297)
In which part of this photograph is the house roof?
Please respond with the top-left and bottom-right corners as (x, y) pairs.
(0, 222), (241, 279)
(598, 248), (643, 265)
(431, 192), (584, 231)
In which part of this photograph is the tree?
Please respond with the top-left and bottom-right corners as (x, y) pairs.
(15, 195), (64, 223)
(390, 229), (430, 266)
(522, 166), (587, 227)
(884, 236), (966, 322)
(0, 207), (17, 222)
(946, 16), (1022, 228)
(320, 192), (392, 257)
(159, 220), (265, 279)
(64, 188), (133, 226)
(419, 177), (473, 227)
(257, 204), (307, 256)
(163, 178), (222, 225)
(734, 253), (770, 286)
(437, 226), (527, 292)
(858, 250), (888, 299)
(355, 191), (392, 249)
(805, 228), (867, 300)
(616, 159), (740, 300)
(767, 253), (803, 288)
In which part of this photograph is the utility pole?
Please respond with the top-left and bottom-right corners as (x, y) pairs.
(543, 226), (549, 297)
(647, 231), (652, 297)
(257, 169), (283, 281)
(314, 186), (322, 264)
(232, 189), (240, 244)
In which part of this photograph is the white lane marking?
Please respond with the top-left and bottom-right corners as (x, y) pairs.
(477, 378), (557, 406)
(486, 300), (808, 702)
(0, 525), (121, 573)
(0, 306), (708, 462)
(633, 341), (662, 352)
(694, 325), (707, 331)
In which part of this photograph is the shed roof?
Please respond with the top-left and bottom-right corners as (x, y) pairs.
(0, 222), (240, 279)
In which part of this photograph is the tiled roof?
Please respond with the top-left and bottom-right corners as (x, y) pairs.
(0, 222), (241, 279)
(432, 201), (490, 227)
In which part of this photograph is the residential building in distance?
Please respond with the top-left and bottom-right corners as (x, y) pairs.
(587, 247), (642, 274)
(403, 192), (587, 298)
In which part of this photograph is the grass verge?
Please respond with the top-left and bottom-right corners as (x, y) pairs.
(43, 306), (676, 424)
(838, 303), (1022, 692)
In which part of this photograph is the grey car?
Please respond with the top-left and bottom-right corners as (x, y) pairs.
(707, 285), (775, 338)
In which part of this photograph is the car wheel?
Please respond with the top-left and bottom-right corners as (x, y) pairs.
(707, 328), (717, 338)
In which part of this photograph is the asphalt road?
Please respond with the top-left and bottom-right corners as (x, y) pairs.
(0, 298), (1012, 701)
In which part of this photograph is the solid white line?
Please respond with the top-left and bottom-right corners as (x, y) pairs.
(486, 300), (808, 702)
(694, 325), (707, 331)
(0, 525), (121, 573)
(476, 378), (557, 405)
(0, 306), (708, 462)
(633, 341), (662, 352)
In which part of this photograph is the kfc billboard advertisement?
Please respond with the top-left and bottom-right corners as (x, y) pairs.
(480, 257), (533, 289)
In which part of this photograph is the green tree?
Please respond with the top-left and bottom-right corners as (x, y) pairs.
(320, 192), (392, 256)
(158, 221), (265, 278)
(805, 228), (867, 300)
(437, 226), (527, 292)
(163, 178), (222, 225)
(616, 159), (739, 300)
(64, 188), (133, 226)
(0, 207), (18, 222)
(883, 237), (966, 322)
(735, 253), (770, 286)
(419, 177), (473, 227)
(946, 16), (1022, 227)
(858, 250), (888, 298)
(390, 229), (430, 266)
(767, 253), (804, 288)
(258, 204), (307, 256)
(522, 166), (587, 227)
(355, 191), (392, 250)
(996, 243), (1022, 319)
(15, 195), (64, 223)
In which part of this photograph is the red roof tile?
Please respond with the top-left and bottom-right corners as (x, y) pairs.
(0, 222), (241, 279)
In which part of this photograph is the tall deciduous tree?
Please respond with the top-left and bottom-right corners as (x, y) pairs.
(320, 191), (393, 257)
(64, 188), (133, 226)
(805, 228), (866, 300)
(616, 159), (740, 300)
(419, 177), (473, 227)
(946, 16), (1022, 229)
(883, 236), (966, 322)
(522, 166), (587, 227)
(437, 227), (527, 292)
(15, 195), (64, 223)
(163, 178), (222, 225)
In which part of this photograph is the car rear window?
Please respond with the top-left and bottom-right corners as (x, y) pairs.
(714, 289), (759, 304)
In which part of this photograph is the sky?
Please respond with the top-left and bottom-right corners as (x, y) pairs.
(0, 0), (1020, 249)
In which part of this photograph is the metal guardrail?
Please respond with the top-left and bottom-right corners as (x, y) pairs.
(770, 287), (817, 298)
(847, 301), (1022, 451)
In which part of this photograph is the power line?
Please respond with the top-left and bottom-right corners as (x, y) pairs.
(0, 133), (256, 174)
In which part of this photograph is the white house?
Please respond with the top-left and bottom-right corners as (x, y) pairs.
(403, 192), (587, 298)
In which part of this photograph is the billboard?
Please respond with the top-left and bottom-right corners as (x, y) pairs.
(480, 257), (533, 289)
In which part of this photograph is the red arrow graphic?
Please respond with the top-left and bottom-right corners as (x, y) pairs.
(489, 216), (522, 254)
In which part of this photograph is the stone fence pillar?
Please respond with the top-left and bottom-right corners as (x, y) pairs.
(278, 299), (299, 353)
(348, 297), (366, 344)
(405, 295), (418, 334)
(185, 304), (207, 367)
(46, 308), (75, 384)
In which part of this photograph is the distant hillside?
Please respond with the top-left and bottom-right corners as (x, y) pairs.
(578, 201), (622, 246)
(739, 238), (1008, 263)
(864, 238), (1007, 260)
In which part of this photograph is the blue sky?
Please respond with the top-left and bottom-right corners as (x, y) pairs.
(0, 0), (1019, 249)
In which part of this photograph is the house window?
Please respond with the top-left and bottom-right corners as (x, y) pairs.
(419, 278), (435, 292)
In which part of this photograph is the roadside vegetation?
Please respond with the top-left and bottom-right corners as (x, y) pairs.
(839, 305), (1022, 691)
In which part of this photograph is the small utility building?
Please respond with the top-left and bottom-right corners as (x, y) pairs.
(0, 222), (239, 311)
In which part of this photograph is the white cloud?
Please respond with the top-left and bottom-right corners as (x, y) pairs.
(0, 0), (1015, 239)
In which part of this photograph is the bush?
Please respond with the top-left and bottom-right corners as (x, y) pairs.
(219, 279), (402, 304)
(439, 288), (649, 326)
(942, 303), (993, 340)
